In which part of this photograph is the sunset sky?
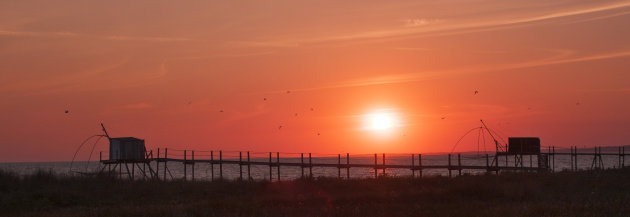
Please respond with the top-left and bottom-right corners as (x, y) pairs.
(1, 0), (629, 162)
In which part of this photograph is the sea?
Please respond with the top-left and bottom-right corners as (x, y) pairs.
(1, 148), (626, 180)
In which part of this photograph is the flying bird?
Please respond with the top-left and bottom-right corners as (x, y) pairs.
(64, 110), (69, 114)
(576, 102), (581, 106)
(310, 108), (314, 111)
(278, 125), (283, 130)
(263, 97), (267, 101)
(286, 90), (291, 94)
(219, 109), (224, 113)
(474, 90), (479, 95)
(294, 113), (298, 117)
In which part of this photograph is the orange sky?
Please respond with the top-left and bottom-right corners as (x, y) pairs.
(1, 0), (629, 162)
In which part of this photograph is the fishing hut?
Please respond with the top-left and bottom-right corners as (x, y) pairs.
(109, 137), (146, 160)
(99, 124), (157, 179)
(492, 136), (548, 171)
(474, 120), (548, 172)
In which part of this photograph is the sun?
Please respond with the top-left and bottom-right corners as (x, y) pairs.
(369, 113), (393, 130)
(362, 109), (401, 133)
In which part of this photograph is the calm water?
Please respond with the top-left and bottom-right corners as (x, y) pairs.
(1, 151), (626, 180)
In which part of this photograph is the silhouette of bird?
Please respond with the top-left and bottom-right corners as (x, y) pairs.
(278, 125), (283, 130)
(576, 102), (581, 106)
(294, 113), (298, 117)
(263, 97), (267, 101)
(310, 108), (314, 111)
(317, 133), (320, 136)
(286, 90), (291, 94)
(219, 109), (224, 113)
(474, 90), (479, 95)
(64, 110), (69, 114)
(441, 116), (446, 120)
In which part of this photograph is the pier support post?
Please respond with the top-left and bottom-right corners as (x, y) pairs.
(210, 151), (214, 181)
(192, 150), (195, 181)
(164, 148), (168, 180)
(448, 154), (452, 178)
(156, 148), (160, 181)
(569, 146), (574, 171)
(184, 150), (187, 180)
(505, 154), (508, 168)
(338, 154), (341, 178)
(552, 146), (555, 172)
(309, 153), (312, 178)
(276, 152), (280, 181)
(131, 162), (135, 180)
(346, 153), (350, 179)
(575, 147), (578, 171)
(382, 153), (386, 176)
(419, 154), (422, 178)
(598, 147), (603, 168)
(239, 152), (243, 180)
(269, 152), (272, 181)
(337, 154), (341, 179)
(458, 154), (462, 176)
(411, 154), (415, 178)
(486, 154), (489, 172)
(374, 153), (377, 178)
(495, 154), (499, 174)
(219, 151), (223, 180)
(592, 147), (598, 170)
(301, 153), (304, 178)
(247, 151), (251, 181)
(619, 146), (622, 168)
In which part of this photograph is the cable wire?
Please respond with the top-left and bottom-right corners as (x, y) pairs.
(69, 135), (104, 173)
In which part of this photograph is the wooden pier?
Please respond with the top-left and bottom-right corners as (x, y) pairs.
(99, 146), (627, 181)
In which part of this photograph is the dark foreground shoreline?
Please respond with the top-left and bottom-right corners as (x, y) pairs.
(1, 169), (629, 217)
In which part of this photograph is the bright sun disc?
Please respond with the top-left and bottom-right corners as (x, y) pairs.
(370, 113), (393, 130)
(363, 110), (401, 133)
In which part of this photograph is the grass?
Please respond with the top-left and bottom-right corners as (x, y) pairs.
(1, 169), (630, 217)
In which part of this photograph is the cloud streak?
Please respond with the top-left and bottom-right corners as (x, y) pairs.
(239, 1), (630, 46)
(258, 49), (630, 95)
(0, 29), (194, 42)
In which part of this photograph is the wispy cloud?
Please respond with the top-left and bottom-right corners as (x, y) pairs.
(100, 102), (154, 115)
(504, 1), (630, 25)
(0, 58), (131, 95)
(120, 103), (153, 110)
(0, 29), (194, 42)
(403, 18), (445, 27)
(0, 30), (77, 37)
(227, 41), (299, 48)
(578, 87), (630, 93)
(255, 49), (630, 95)
(240, 1), (630, 46)
(103, 35), (193, 42)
